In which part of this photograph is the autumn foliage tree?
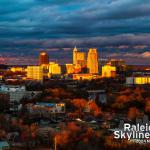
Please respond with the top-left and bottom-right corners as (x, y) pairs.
(145, 97), (150, 113)
(127, 107), (140, 121)
(89, 101), (102, 117)
(54, 122), (101, 150)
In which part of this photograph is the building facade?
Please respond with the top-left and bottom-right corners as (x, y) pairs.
(27, 66), (43, 81)
(102, 64), (116, 78)
(73, 47), (86, 68)
(126, 77), (150, 85)
(66, 64), (74, 74)
(48, 62), (61, 75)
(39, 52), (49, 65)
(87, 48), (99, 74)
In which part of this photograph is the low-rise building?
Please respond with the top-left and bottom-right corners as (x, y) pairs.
(102, 64), (116, 78)
(27, 66), (43, 81)
(10, 67), (26, 72)
(66, 64), (74, 74)
(26, 102), (65, 115)
(126, 77), (150, 85)
(73, 74), (100, 80)
(0, 141), (10, 150)
(48, 62), (61, 76)
(0, 84), (41, 102)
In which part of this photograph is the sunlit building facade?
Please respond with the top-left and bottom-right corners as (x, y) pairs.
(73, 46), (86, 68)
(126, 77), (150, 85)
(66, 64), (74, 74)
(27, 66), (43, 81)
(102, 64), (116, 78)
(39, 52), (49, 65)
(74, 64), (82, 74)
(73, 74), (100, 80)
(48, 62), (61, 75)
(10, 67), (25, 72)
(87, 48), (99, 74)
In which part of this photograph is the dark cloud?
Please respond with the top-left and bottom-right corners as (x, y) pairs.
(0, 0), (150, 64)
(1, 34), (150, 49)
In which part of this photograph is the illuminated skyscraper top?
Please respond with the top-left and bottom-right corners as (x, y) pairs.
(73, 46), (78, 65)
(87, 48), (99, 74)
(39, 51), (49, 65)
(73, 46), (86, 67)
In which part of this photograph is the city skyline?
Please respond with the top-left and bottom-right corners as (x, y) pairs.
(0, 0), (150, 65)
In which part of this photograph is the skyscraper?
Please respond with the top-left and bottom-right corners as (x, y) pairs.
(39, 51), (49, 65)
(73, 46), (86, 68)
(87, 48), (99, 74)
(73, 46), (78, 65)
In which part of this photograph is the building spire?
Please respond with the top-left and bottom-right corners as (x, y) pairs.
(73, 46), (78, 52)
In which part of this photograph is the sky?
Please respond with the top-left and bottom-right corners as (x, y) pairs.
(0, 0), (150, 65)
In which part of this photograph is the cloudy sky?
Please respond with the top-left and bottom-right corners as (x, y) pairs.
(0, 0), (150, 65)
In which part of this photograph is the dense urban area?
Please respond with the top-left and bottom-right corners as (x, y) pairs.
(0, 47), (150, 150)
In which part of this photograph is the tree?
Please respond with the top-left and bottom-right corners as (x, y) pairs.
(145, 97), (150, 113)
(0, 93), (9, 112)
(89, 101), (102, 117)
(127, 107), (140, 121)
(71, 99), (87, 117)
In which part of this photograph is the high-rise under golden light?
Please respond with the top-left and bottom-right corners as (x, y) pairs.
(73, 46), (86, 67)
(87, 48), (99, 74)
(39, 51), (49, 65)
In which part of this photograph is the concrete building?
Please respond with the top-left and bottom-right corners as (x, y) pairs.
(74, 64), (82, 74)
(73, 74), (100, 80)
(99, 59), (109, 73)
(0, 85), (41, 102)
(66, 64), (74, 74)
(102, 64), (116, 78)
(87, 48), (99, 74)
(27, 102), (65, 115)
(10, 67), (26, 72)
(27, 66), (43, 81)
(126, 77), (150, 85)
(39, 51), (49, 65)
(48, 62), (61, 75)
(73, 46), (86, 68)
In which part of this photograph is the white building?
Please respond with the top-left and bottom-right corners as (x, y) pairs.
(0, 85), (41, 102)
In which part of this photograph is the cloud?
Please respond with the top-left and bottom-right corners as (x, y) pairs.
(0, 0), (150, 65)
(1, 34), (150, 50)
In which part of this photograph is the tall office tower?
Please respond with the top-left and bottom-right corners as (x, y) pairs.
(87, 48), (99, 74)
(73, 46), (86, 67)
(39, 51), (49, 65)
(73, 46), (78, 65)
(27, 66), (43, 81)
